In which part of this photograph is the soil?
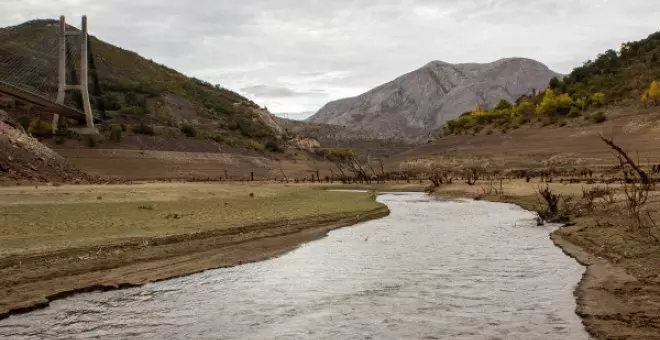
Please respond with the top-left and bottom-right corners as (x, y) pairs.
(0, 206), (389, 319)
(390, 107), (660, 171)
(0, 121), (100, 184)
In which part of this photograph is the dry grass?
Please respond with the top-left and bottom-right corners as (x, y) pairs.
(0, 182), (382, 254)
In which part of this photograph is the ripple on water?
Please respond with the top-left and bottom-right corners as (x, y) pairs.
(0, 193), (589, 340)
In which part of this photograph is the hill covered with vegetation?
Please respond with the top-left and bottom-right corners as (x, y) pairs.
(441, 30), (660, 136)
(0, 19), (284, 151)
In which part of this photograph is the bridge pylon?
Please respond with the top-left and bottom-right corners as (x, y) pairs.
(52, 15), (96, 134)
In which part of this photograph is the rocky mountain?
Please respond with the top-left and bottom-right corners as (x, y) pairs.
(307, 58), (561, 136)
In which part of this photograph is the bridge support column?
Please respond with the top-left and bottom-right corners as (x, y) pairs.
(79, 15), (95, 130)
(52, 15), (67, 134)
(52, 15), (97, 135)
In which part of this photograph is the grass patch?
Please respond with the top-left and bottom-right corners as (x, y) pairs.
(0, 183), (383, 252)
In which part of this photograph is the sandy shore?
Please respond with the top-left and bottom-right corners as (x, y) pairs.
(437, 180), (660, 339)
(0, 182), (389, 318)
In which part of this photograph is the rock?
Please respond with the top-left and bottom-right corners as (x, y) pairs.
(308, 58), (561, 136)
(287, 137), (321, 150)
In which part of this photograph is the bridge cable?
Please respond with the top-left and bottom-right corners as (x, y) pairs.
(87, 38), (105, 118)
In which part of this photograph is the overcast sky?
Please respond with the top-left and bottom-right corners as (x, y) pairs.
(2, 1), (660, 119)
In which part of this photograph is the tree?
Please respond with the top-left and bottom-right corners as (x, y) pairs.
(494, 99), (513, 111)
(591, 92), (606, 106)
(515, 98), (535, 122)
(642, 92), (649, 107)
(575, 97), (586, 111)
(109, 125), (123, 142)
(648, 80), (660, 105)
(180, 124), (197, 137)
(549, 77), (562, 90)
(556, 93), (574, 115)
(536, 89), (556, 115)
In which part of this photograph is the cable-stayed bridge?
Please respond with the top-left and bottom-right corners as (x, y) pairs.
(0, 16), (98, 133)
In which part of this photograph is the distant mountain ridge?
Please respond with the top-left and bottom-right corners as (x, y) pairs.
(307, 58), (561, 136)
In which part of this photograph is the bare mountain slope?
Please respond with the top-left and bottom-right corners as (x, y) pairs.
(307, 58), (561, 136)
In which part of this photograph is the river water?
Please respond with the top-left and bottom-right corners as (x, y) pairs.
(0, 193), (589, 339)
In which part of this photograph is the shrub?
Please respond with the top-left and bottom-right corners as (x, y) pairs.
(17, 116), (30, 131)
(591, 111), (607, 123)
(315, 148), (355, 161)
(132, 123), (155, 135)
(494, 99), (513, 111)
(85, 135), (98, 148)
(568, 107), (581, 118)
(101, 93), (122, 111)
(246, 139), (265, 151)
(180, 124), (197, 137)
(591, 92), (606, 106)
(27, 118), (53, 137)
(109, 125), (123, 142)
(265, 139), (283, 153)
(212, 134), (236, 146)
(120, 106), (146, 116)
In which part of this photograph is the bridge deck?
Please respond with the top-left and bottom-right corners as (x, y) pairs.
(0, 81), (84, 118)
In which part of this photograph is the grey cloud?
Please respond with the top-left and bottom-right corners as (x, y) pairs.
(241, 85), (327, 98)
(2, 0), (660, 118)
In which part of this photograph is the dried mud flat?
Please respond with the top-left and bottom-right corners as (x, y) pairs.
(0, 183), (388, 318)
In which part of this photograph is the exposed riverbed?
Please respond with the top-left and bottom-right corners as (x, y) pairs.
(0, 193), (588, 339)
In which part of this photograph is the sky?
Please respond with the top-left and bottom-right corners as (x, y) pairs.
(2, 1), (660, 120)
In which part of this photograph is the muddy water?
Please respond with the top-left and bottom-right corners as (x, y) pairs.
(0, 193), (589, 339)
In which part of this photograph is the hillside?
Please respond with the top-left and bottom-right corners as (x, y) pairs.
(278, 117), (417, 158)
(307, 58), (560, 137)
(440, 30), (660, 137)
(0, 19), (283, 151)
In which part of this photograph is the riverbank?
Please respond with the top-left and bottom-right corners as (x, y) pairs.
(0, 182), (389, 319)
(436, 180), (660, 339)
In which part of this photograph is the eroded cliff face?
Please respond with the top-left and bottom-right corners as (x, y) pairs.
(308, 58), (561, 136)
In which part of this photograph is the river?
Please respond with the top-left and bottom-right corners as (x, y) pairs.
(0, 193), (589, 339)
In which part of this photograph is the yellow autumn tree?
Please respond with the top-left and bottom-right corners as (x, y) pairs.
(641, 81), (659, 106)
(642, 92), (649, 106)
(556, 93), (574, 114)
(591, 92), (606, 106)
(536, 89), (556, 115)
(649, 81), (660, 105)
